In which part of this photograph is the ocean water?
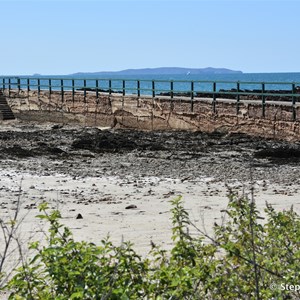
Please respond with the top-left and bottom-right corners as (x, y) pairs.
(2, 73), (300, 95)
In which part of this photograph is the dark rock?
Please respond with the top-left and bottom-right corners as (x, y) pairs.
(76, 213), (83, 219)
(125, 204), (137, 210)
(255, 145), (300, 161)
(4, 145), (33, 158)
(52, 124), (64, 130)
(76, 87), (123, 94)
(72, 131), (137, 153)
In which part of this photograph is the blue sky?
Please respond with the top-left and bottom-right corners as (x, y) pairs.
(1, 0), (299, 75)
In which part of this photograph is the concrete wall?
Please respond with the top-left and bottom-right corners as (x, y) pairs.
(3, 89), (300, 141)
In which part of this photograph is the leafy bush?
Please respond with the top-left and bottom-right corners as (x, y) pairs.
(2, 195), (300, 299)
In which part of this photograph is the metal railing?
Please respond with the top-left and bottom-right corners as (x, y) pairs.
(1, 76), (300, 119)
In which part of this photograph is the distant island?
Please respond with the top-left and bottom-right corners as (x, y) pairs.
(70, 67), (242, 76)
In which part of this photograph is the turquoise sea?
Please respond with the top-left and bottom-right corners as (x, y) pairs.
(81, 72), (300, 83)
(77, 72), (300, 94)
(2, 73), (300, 95)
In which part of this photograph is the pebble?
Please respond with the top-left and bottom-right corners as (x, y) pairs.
(76, 213), (83, 219)
(125, 204), (137, 210)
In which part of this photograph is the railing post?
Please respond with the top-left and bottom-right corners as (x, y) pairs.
(137, 80), (140, 98)
(27, 78), (30, 94)
(262, 83), (265, 117)
(191, 81), (194, 112)
(122, 80), (125, 96)
(292, 83), (296, 121)
(37, 78), (40, 98)
(61, 79), (64, 103)
(212, 81), (216, 113)
(83, 79), (87, 102)
(49, 79), (52, 95)
(2, 78), (4, 90)
(8, 78), (11, 97)
(109, 79), (112, 95)
(96, 79), (99, 99)
(17, 78), (21, 91)
(83, 79), (87, 115)
(170, 81), (174, 99)
(151, 80), (155, 129)
(152, 80), (155, 98)
(49, 79), (52, 104)
(72, 79), (75, 102)
(236, 81), (240, 115)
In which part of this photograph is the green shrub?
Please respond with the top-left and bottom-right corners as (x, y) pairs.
(2, 195), (300, 299)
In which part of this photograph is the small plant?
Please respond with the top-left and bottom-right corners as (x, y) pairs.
(0, 188), (26, 289)
(2, 195), (300, 299)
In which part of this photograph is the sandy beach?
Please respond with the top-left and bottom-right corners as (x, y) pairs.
(1, 120), (300, 293)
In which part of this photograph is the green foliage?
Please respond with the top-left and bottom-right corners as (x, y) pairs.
(2, 195), (300, 299)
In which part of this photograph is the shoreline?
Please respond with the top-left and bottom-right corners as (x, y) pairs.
(1, 121), (300, 298)
(0, 122), (299, 252)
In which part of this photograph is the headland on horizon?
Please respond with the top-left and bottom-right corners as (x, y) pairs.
(70, 67), (243, 77)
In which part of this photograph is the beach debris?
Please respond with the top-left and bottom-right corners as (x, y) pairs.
(76, 213), (83, 219)
(125, 204), (137, 210)
(24, 203), (37, 210)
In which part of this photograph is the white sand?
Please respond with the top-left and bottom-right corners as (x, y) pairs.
(1, 169), (299, 256)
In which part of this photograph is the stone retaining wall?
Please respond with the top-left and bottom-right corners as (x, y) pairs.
(3, 89), (300, 141)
